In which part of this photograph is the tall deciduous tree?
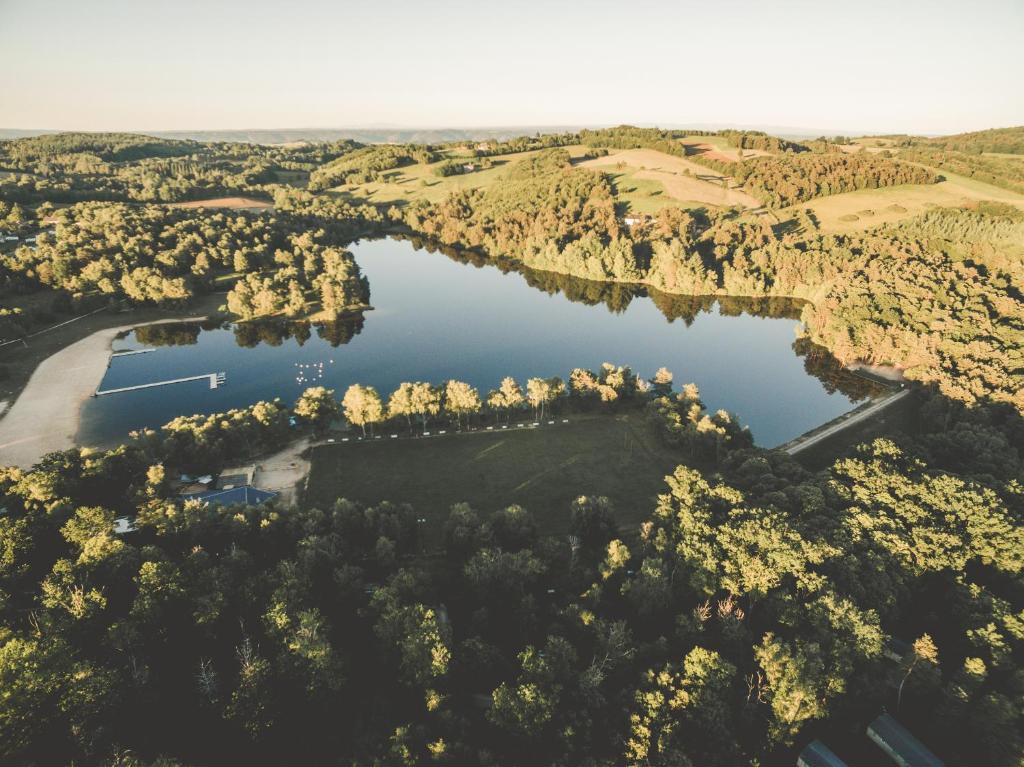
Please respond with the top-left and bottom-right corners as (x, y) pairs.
(342, 384), (384, 437)
(444, 380), (481, 430)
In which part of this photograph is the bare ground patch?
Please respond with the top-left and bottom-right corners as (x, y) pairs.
(168, 197), (274, 210)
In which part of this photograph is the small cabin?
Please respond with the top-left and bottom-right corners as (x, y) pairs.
(797, 740), (848, 767)
(867, 714), (944, 767)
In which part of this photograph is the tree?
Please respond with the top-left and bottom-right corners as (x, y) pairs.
(387, 382), (417, 434)
(651, 367), (673, 396)
(487, 377), (524, 423)
(444, 380), (481, 430)
(526, 377), (562, 420)
(898, 634), (939, 714)
(408, 382), (441, 434)
(342, 384), (384, 437)
(294, 386), (339, 435)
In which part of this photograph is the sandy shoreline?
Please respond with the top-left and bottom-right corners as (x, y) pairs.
(0, 316), (207, 469)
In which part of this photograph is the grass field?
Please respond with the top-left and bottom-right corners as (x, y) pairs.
(676, 134), (773, 162)
(332, 144), (763, 212)
(579, 148), (762, 210)
(305, 411), (682, 539)
(784, 172), (1024, 233)
(330, 145), (594, 206)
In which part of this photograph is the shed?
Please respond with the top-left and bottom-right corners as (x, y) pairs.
(181, 486), (278, 506)
(797, 740), (848, 767)
(216, 465), (255, 489)
(867, 714), (944, 767)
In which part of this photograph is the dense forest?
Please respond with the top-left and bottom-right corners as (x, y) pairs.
(1, 126), (1022, 766)
(0, 202), (374, 320)
(0, 378), (1020, 766)
(0, 132), (361, 204)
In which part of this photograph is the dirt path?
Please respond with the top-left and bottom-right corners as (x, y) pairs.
(254, 437), (312, 506)
(0, 316), (208, 468)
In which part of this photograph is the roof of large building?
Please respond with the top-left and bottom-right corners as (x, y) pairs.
(797, 739), (848, 767)
(181, 486), (277, 506)
(868, 714), (944, 767)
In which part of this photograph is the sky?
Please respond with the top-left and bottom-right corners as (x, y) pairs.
(1, 0), (1022, 136)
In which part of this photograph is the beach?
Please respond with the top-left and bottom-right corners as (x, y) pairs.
(0, 316), (207, 469)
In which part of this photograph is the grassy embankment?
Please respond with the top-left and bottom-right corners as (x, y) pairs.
(305, 410), (682, 541)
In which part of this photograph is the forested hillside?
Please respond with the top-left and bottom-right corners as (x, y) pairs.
(396, 151), (1022, 410)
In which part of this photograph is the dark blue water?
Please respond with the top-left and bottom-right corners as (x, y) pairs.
(79, 237), (869, 447)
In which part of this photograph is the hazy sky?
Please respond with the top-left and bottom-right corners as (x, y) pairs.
(1, 0), (1021, 135)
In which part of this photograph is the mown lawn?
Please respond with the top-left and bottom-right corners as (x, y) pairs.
(305, 411), (682, 538)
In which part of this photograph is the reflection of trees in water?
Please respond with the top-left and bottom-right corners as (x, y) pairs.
(391, 233), (874, 399)
(793, 337), (886, 401)
(129, 314), (367, 351)
(315, 315), (365, 346)
(232, 315), (365, 348)
(133, 319), (221, 347)
(132, 237), (872, 398)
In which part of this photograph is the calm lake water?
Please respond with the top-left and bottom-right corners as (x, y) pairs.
(80, 237), (874, 447)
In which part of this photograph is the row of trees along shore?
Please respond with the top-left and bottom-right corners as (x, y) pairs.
(296, 363), (750, 452)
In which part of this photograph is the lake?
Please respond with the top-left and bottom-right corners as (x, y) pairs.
(79, 237), (877, 447)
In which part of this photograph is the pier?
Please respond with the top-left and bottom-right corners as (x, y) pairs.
(95, 372), (226, 397)
(111, 348), (156, 358)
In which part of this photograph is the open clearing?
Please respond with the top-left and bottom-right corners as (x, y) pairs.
(676, 135), (773, 162)
(786, 173), (1024, 233)
(332, 145), (595, 206)
(254, 437), (311, 507)
(580, 149), (762, 209)
(306, 412), (682, 538)
(168, 196), (274, 210)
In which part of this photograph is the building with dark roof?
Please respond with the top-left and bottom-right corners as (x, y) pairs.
(797, 739), (848, 767)
(867, 714), (944, 767)
(181, 486), (278, 506)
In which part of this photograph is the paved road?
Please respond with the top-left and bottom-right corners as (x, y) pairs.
(784, 389), (911, 455)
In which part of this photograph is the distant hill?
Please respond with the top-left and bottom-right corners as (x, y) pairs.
(0, 123), (875, 145)
(918, 126), (1024, 154)
(147, 127), (592, 145)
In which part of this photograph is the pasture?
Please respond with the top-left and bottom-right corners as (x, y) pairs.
(579, 148), (762, 210)
(330, 145), (594, 206)
(785, 172), (1024, 232)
